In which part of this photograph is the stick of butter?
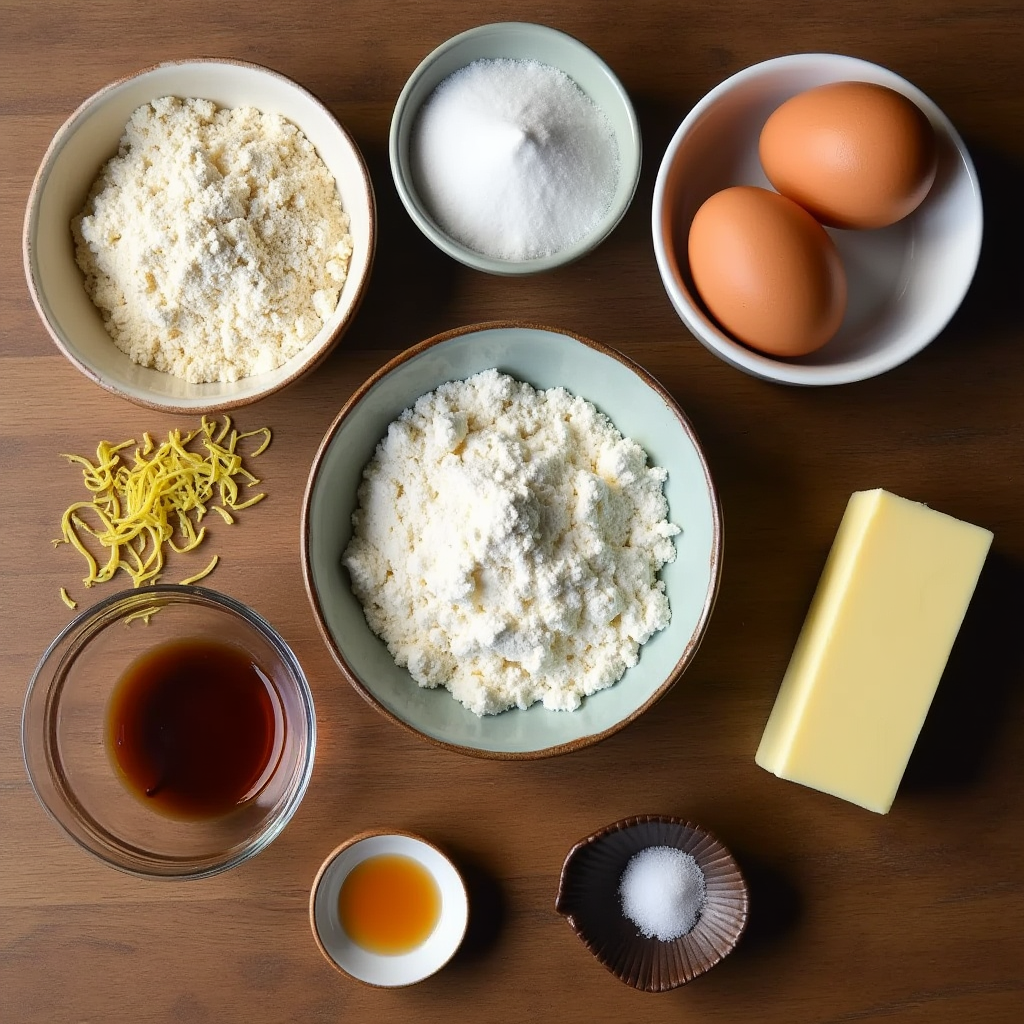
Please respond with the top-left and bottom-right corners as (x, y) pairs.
(755, 488), (993, 814)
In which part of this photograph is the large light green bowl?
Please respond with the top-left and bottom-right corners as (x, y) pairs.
(301, 323), (722, 758)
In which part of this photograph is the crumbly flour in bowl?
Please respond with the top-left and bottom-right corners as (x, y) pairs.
(343, 369), (680, 716)
(73, 96), (353, 383)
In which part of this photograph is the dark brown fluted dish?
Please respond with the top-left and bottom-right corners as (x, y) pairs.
(555, 815), (749, 992)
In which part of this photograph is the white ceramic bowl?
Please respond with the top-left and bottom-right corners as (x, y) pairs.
(310, 831), (469, 986)
(390, 22), (641, 275)
(23, 58), (376, 412)
(652, 53), (982, 386)
(301, 321), (722, 758)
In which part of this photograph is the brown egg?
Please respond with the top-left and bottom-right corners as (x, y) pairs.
(686, 186), (847, 358)
(759, 81), (938, 229)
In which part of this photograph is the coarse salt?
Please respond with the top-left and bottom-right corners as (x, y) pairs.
(619, 846), (706, 941)
(410, 58), (620, 261)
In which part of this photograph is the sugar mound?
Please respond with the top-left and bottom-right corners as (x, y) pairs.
(410, 58), (620, 261)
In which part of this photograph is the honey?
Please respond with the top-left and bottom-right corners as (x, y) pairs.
(106, 637), (282, 819)
(338, 853), (442, 955)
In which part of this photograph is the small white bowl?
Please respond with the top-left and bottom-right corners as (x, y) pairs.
(24, 58), (376, 412)
(390, 22), (641, 275)
(309, 831), (469, 987)
(652, 53), (982, 386)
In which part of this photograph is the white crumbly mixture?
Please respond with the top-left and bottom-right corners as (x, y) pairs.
(343, 369), (680, 716)
(73, 96), (353, 383)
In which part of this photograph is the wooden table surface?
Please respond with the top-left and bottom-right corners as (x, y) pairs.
(3, 1), (1023, 1021)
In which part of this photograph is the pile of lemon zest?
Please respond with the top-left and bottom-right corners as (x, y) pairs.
(60, 588), (77, 609)
(55, 417), (271, 594)
(179, 555), (219, 585)
(123, 605), (161, 625)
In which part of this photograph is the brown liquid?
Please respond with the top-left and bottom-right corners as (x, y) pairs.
(106, 637), (281, 820)
(338, 853), (442, 955)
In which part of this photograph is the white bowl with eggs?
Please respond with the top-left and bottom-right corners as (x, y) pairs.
(652, 53), (982, 386)
(309, 831), (469, 986)
(23, 58), (376, 412)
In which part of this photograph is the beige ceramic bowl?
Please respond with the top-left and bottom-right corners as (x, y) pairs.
(23, 58), (376, 412)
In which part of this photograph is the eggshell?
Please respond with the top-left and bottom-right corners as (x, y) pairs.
(686, 186), (847, 358)
(759, 81), (938, 230)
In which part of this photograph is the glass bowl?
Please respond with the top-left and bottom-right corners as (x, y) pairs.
(22, 585), (316, 878)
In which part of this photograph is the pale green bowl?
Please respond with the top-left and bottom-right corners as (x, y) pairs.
(301, 323), (722, 758)
(389, 22), (642, 275)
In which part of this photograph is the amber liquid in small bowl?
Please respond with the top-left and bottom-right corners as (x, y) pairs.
(106, 637), (282, 820)
(338, 853), (442, 955)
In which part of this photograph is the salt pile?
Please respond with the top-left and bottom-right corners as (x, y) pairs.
(618, 845), (707, 941)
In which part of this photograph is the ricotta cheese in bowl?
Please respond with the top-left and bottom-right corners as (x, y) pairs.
(342, 368), (680, 716)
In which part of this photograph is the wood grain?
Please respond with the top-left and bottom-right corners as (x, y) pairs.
(2, 2), (1023, 1022)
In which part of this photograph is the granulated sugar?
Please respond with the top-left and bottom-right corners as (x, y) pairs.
(410, 58), (619, 261)
(619, 846), (706, 940)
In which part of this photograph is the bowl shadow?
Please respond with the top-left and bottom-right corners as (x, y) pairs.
(729, 853), (802, 955)
(936, 139), (1024, 348)
(446, 851), (506, 966)
(339, 139), (461, 348)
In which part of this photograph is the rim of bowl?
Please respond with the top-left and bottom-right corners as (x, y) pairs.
(651, 52), (984, 386)
(22, 56), (377, 413)
(388, 22), (641, 276)
(21, 584), (317, 879)
(300, 319), (723, 760)
(309, 829), (470, 987)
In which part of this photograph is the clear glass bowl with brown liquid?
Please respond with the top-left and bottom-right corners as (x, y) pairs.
(22, 585), (316, 878)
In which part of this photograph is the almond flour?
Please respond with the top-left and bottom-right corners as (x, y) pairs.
(73, 96), (353, 383)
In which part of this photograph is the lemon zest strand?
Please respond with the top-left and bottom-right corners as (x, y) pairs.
(124, 605), (161, 625)
(179, 554), (219, 585)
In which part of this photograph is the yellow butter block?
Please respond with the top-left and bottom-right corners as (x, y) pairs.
(756, 489), (992, 814)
